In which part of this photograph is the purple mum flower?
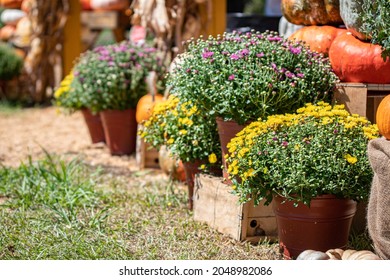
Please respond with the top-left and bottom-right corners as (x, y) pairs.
(228, 74), (235, 81)
(202, 51), (214, 59)
(256, 52), (265, 58)
(268, 36), (282, 42)
(230, 53), (241, 60)
(240, 49), (250, 56)
(285, 72), (295, 78)
(289, 46), (302, 55)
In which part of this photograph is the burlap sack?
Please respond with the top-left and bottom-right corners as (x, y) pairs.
(367, 137), (390, 260)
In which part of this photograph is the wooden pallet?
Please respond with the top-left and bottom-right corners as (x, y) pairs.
(135, 125), (160, 169)
(193, 174), (278, 243)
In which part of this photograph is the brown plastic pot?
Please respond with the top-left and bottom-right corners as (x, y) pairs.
(182, 160), (205, 210)
(81, 108), (105, 144)
(215, 117), (246, 184)
(100, 108), (137, 155)
(273, 194), (357, 259)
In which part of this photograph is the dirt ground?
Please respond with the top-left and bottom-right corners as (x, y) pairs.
(0, 107), (145, 173)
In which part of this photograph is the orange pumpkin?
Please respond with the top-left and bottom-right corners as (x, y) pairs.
(289, 26), (347, 56)
(329, 32), (390, 83)
(376, 94), (390, 140)
(135, 92), (164, 123)
(0, 25), (15, 41)
(0, 0), (23, 8)
(80, 0), (92, 10)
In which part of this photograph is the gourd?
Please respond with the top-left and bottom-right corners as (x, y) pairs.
(376, 94), (390, 140)
(339, 0), (369, 41)
(12, 15), (32, 48)
(21, 0), (32, 13)
(0, 9), (26, 26)
(329, 32), (390, 83)
(281, 0), (343, 26)
(158, 145), (186, 182)
(289, 26), (346, 56)
(135, 71), (164, 124)
(297, 249), (381, 260)
(0, 25), (15, 41)
(296, 250), (330, 260)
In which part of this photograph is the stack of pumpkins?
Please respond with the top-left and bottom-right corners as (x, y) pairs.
(285, 0), (390, 84)
(0, 0), (32, 58)
(80, 0), (129, 11)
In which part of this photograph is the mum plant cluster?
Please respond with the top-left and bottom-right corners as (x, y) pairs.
(226, 101), (379, 206)
(139, 95), (221, 170)
(168, 30), (339, 125)
(55, 41), (166, 114)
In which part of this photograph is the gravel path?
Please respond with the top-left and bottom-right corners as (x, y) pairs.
(0, 107), (143, 174)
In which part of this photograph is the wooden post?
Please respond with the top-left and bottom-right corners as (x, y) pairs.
(63, 0), (82, 75)
(201, 0), (226, 37)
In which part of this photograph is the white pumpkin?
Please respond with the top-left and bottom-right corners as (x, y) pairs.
(0, 9), (26, 26)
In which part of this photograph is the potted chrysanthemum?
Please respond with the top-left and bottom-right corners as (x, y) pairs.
(167, 30), (339, 180)
(225, 101), (379, 259)
(70, 41), (167, 155)
(139, 95), (222, 209)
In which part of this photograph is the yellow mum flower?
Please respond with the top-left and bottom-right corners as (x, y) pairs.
(208, 153), (217, 164)
(344, 154), (358, 164)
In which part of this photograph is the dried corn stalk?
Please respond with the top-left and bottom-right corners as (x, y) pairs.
(130, 0), (211, 63)
(24, 0), (69, 103)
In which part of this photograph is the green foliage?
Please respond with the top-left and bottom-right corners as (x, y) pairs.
(168, 30), (338, 125)
(243, 0), (265, 15)
(139, 95), (222, 167)
(226, 102), (379, 206)
(0, 43), (23, 81)
(360, 0), (390, 60)
(0, 153), (106, 215)
(53, 71), (84, 112)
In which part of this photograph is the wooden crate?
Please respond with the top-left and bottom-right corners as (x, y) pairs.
(334, 83), (390, 124)
(80, 10), (130, 51)
(135, 125), (160, 169)
(193, 174), (278, 243)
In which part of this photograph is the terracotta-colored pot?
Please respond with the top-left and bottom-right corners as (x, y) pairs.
(182, 160), (205, 210)
(81, 108), (105, 144)
(273, 195), (357, 259)
(100, 108), (137, 155)
(215, 117), (246, 184)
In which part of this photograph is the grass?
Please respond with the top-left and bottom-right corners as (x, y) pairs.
(0, 153), (282, 260)
(0, 100), (22, 115)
